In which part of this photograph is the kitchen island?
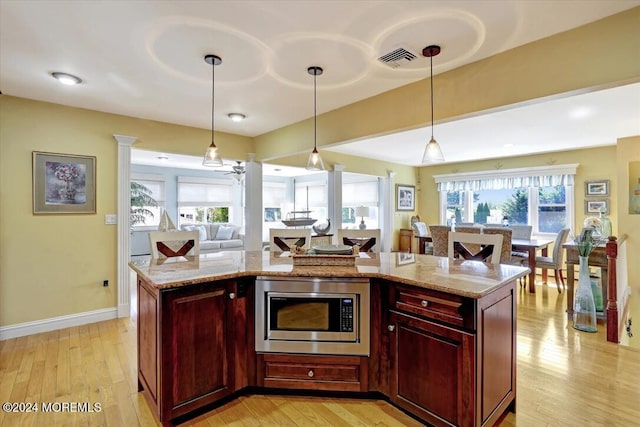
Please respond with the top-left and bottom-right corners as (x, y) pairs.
(130, 251), (528, 427)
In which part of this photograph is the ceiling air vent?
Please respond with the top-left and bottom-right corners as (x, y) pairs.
(377, 47), (418, 69)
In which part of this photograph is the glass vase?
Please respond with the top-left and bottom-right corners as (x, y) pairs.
(573, 255), (597, 332)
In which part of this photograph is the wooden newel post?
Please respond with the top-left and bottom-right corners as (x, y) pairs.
(605, 236), (619, 343)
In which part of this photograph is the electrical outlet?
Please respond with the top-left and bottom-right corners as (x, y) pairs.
(103, 280), (109, 287)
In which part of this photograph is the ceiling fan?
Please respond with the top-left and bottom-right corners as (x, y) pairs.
(225, 161), (245, 181)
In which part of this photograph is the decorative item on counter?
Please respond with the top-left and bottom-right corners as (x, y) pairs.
(571, 227), (606, 332)
(312, 218), (331, 235)
(502, 216), (509, 227)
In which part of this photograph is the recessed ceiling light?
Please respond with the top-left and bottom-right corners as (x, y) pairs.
(569, 107), (593, 119)
(503, 143), (514, 148)
(51, 72), (82, 86)
(228, 113), (246, 122)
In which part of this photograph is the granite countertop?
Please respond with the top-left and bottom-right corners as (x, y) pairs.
(129, 251), (529, 298)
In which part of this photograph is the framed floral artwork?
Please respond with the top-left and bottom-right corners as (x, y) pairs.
(396, 184), (415, 211)
(32, 151), (96, 214)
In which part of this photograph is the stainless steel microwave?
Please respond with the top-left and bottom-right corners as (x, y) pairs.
(255, 277), (370, 356)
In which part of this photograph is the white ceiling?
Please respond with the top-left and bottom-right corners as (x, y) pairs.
(2, 1), (639, 168)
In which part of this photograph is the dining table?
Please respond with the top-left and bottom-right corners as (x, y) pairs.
(509, 237), (555, 293)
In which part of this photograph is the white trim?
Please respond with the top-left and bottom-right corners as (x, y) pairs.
(0, 308), (118, 341)
(433, 163), (579, 183)
(114, 134), (137, 318)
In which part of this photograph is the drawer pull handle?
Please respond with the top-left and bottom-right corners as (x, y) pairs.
(229, 293), (236, 300)
(308, 369), (314, 378)
(387, 324), (396, 332)
(421, 300), (429, 307)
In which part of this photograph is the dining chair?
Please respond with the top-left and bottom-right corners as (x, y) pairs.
(535, 227), (571, 293)
(427, 225), (450, 256)
(455, 225), (483, 255)
(482, 227), (513, 263)
(269, 228), (312, 253)
(412, 221), (433, 254)
(149, 230), (199, 258)
(338, 228), (381, 252)
(447, 232), (503, 266)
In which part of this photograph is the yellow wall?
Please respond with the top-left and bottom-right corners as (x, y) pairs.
(0, 96), (252, 326)
(616, 137), (640, 288)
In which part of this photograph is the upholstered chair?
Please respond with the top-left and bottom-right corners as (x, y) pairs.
(535, 228), (571, 293)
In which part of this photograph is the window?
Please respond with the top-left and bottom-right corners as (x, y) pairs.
(177, 176), (233, 225)
(130, 173), (165, 227)
(263, 181), (287, 241)
(536, 185), (567, 233)
(435, 164), (576, 235)
(294, 178), (328, 222)
(342, 173), (380, 229)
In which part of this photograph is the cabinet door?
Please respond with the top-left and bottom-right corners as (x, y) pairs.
(389, 311), (475, 427)
(162, 284), (234, 419)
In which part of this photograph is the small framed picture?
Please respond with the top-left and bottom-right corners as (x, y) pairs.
(32, 151), (96, 214)
(585, 180), (609, 196)
(584, 199), (609, 215)
(396, 184), (415, 211)
(396, 252), (416, 265)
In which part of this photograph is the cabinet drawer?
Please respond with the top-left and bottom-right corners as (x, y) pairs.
(392, 285), (475, 330)
(258, 354), (367, 392)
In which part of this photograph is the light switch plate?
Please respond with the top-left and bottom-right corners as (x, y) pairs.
(105, 214), (117, 224)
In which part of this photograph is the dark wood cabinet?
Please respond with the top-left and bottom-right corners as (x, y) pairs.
(387, 283), (516, 427)
(137, 276), (253, 423)
(257, 353), (368, 392)
(137, 273), (515, 426)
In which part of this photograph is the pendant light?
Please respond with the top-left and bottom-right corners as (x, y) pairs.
(421, 45), (445, 164)
(306, 66), (325, 171)
(203, 54), (224, 167)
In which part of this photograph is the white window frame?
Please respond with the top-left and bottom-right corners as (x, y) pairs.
(435, 164), (577, 236)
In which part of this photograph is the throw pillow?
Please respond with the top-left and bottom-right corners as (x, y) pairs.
(194, 225), (207, 241)
(215, 225), (235, 240)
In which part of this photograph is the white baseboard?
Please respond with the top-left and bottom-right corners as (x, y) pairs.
(0, 307), (118, 341)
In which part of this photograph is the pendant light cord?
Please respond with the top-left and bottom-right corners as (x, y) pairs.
(211, 59), (215, 144)
(430, 53), (434, 140)
(313, 71), (317, 150)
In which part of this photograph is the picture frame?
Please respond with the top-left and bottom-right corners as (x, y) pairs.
(32, 151), (96, 214)
(396, 252), (416, 266)
(584, 199), (609, 215)
(396, 184), (415, 211)
(585, 180), (609, 196)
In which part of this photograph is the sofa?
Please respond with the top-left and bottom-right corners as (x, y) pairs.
(180, 223), (244, 253)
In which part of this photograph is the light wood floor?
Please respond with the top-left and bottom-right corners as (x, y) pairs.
(1, 281), (639, 426)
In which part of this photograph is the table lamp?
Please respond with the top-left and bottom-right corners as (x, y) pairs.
(355, 206), (369, 230)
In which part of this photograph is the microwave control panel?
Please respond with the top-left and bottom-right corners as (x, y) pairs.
(341, 298), (354, 332)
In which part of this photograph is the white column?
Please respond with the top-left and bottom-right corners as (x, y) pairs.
(114, 134), (137, 318)
(244, 153), (263, 251)
(382, 170), (395, 253)
(328, 164), (345, 243)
